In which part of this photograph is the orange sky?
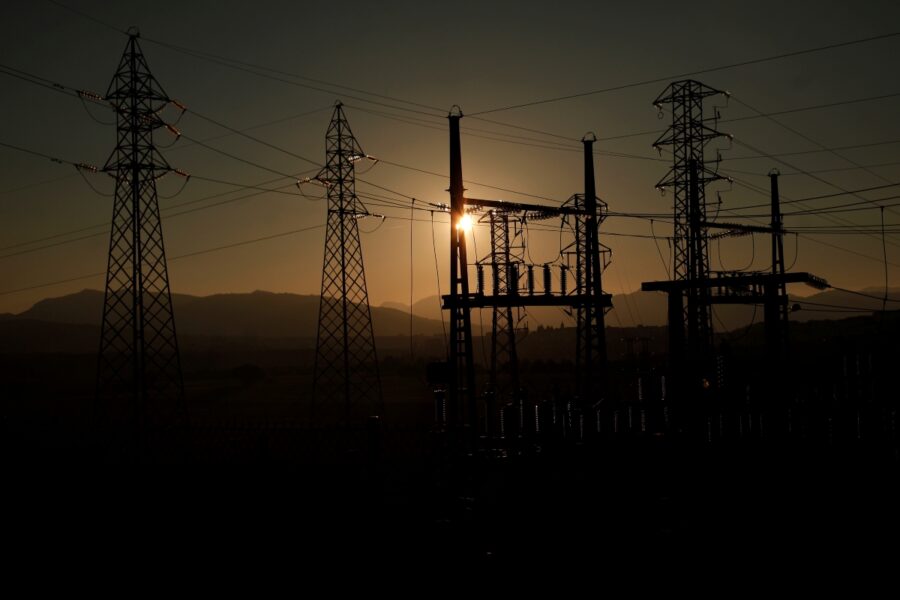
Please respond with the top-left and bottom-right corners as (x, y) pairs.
(2, 1), (900, 314)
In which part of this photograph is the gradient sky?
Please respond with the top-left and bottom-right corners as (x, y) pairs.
(2, 0), (899, 314)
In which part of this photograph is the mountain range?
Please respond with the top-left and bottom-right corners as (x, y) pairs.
(0, 289), (445, 354)
(1, 286), (897, 356)
(383, 287), (900, 330)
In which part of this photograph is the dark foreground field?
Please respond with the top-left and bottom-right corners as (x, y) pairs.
(2, 316), (899, 578)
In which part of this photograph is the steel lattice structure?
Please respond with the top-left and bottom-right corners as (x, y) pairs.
(96, 31), (185, 450)
(312, 102), (382, 423)
(653, 80), (729, 356)
(487, 211), (521, 393)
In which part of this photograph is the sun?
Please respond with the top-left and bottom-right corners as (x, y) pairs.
(457, 213), (473, 232)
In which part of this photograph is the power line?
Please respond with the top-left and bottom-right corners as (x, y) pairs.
(468, 31), (900, 115)
(1, 168), (318, 258)
(348, 103), (673, 161)
(786, 229), (900, 235)
(0, 173), (75, 196)
(178, 133), (301, 179)
(7, 29), (900, 286)
(800, 233), (900, 269)
(472, 91), (900, 144)
(779, 160), (900, 177)
(723, 91), (900, 125)
(653, 147), (900, 268)
(372, 157), (562, 203)
(0, 27), (572, 180)
(473, 90), (900, 143)
(724, 182), (900, 212)
(0, 270), (107, 296)
(344, 103), (580, 150)
(0, 61), (332, 191)
(785, 196), (900, 216)
(0, 57), (333, 162)
(731, 95), (899, 191)
(44, 0), (125, 35)
(8, 56), (898, 211)
(0, 223), (326, 296)
(168, 223), (325, 260)
(0, 230), (107, 260)
(139, 37), (445, 116)
(430, 210), (448, 353)
(0, 59), (333, 190)
(796, 307), (873, 313)
(37, 0), (900, 169)
(725, 160), (900, 179)
(141, 35), (445, 119)
(789, 223), (900, 229)
(0, 220), (106, 253)
(53, 0), (597, 151)
(187, 172), (303, 195)
(0, 140), (97, 171)
(183, 109), (321, 167)
(828, 285), (900, 303)
(136, 36), (591, 145)
(723, 139), (900, 248)
(745, 199), (900, 221)
(794, 299), (875, 311)
(727, 138), (900, 161)
(341, 205), (675, 242)
(0, 63), (96, 101)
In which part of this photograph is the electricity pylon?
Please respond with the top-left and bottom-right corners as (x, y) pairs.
(652, 80), (730, 358)
(312, 102), (382, 424)
(96, 29), (185, 459)
(487, 210), (521, 394)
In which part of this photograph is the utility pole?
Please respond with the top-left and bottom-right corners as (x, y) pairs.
(765, 169), (789, 361)
(96, 29), (185, 461)
(312, 102), (382, 426)
(447, 106), (477, 436)
(575, 133), (608, 407)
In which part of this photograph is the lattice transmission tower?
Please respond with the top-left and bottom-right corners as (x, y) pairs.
(96, 30), (185, 454)
(486, 210), (522, 394)
(312, 102), (382, 424)
(482, 210), (524, 436)
(652, 80), (730, 358)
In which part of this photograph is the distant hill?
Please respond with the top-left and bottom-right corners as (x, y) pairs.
(4, 286), (897, 357)
(16, 289), (447, 338)
(382, 286), (900, 331)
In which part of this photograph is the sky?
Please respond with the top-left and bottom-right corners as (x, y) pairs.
(2, 0), (900, 314)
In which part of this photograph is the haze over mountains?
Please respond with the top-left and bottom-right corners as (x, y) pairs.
(1, 286), (897, 356)
(382, 287), (900, 329)
(11, 289), (444, 337)
(0, 289), (445, 354)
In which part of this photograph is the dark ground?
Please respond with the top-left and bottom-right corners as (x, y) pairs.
(2, 318), (899, 579)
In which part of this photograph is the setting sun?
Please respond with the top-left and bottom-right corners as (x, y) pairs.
(456, 213), (473, 232)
